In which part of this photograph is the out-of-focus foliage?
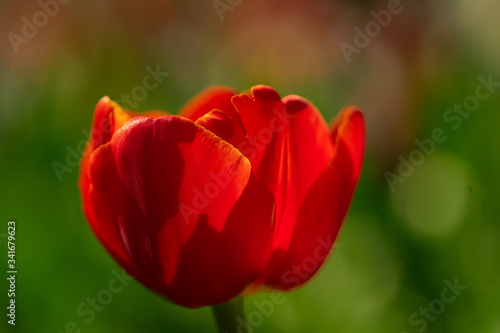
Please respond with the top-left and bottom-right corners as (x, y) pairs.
(0, 0), (499, 332)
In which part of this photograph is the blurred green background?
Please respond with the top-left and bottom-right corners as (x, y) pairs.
(1, 0), (499, 332)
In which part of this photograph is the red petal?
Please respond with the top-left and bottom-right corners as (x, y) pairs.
(330, 107), (365, 182)
(79, 98), (167, 176)
(88, 97), (134, 151)
(232, 87), (335, 281)
(81, 115), (275, 307)
(79, 98), (167, 230)
(195, 110), (247, 148)
(79, 98), (133, 244)
(261, 107), (365, 290)
(178, 86), (246, 132)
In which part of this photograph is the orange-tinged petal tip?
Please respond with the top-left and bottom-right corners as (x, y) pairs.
(251, 85), (281, 101)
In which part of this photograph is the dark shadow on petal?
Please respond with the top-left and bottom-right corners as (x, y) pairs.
(167, 174), (275, 308)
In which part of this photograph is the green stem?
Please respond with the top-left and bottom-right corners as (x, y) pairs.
(211, 296), (246, 333)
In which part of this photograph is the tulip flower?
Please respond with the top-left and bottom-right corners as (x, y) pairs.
(79, 85), (365, 331)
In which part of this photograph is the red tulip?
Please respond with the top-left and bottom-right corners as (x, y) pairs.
(79, 85), (365, 308)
